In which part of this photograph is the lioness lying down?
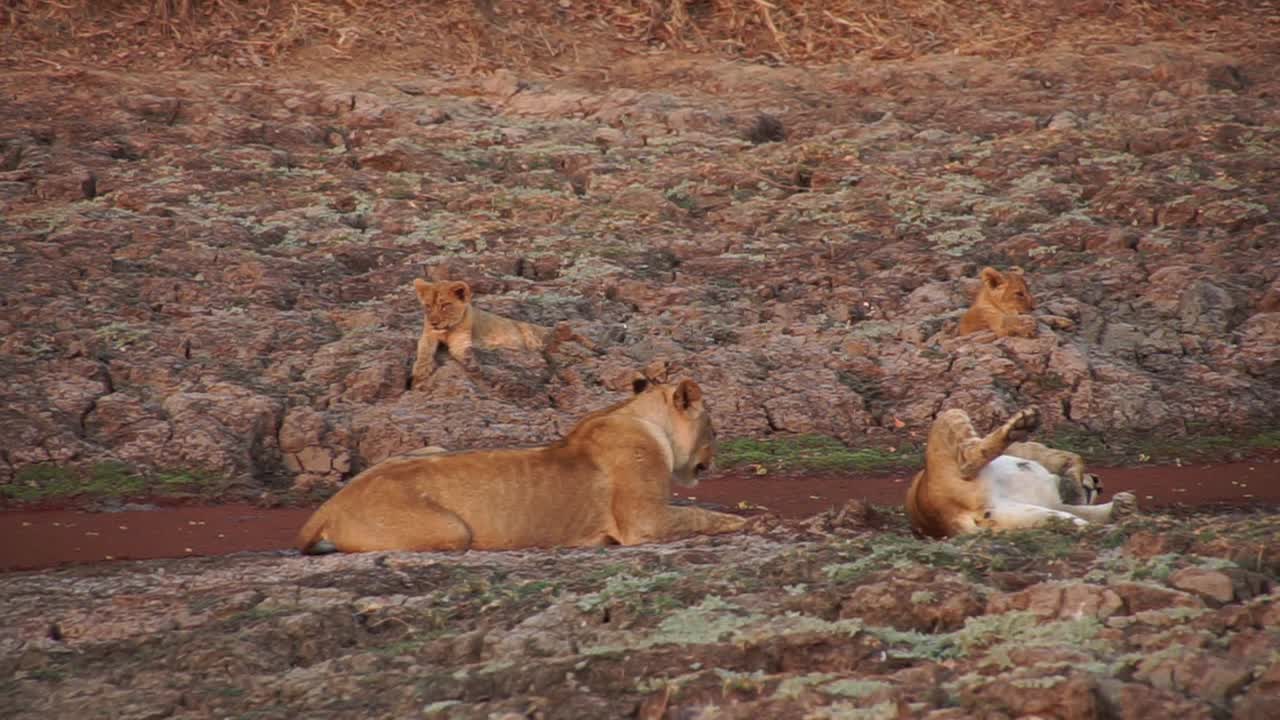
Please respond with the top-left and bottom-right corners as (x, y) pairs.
(906, 407), (1136, 538)
(297, 378), (746, 553)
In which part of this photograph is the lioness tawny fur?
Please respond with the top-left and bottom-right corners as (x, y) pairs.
(906, 406), (1135, 538)
(297, 378), (746, 552)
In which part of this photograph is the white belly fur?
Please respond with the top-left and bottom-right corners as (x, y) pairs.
(976, 455), (1065, 509)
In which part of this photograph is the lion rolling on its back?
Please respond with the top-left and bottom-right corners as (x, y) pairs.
(411, 278), (596, 385)
(297, 377), (746, 553)
(906, 406), (1135, 538)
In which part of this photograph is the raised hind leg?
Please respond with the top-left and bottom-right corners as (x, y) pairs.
(326, 496), (474, 553)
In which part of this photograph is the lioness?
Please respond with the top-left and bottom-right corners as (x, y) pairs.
(296, 378), (747, 553)
(905, 406), (1135, 538)
(957, 266), (1037, 338)
(411, 278), (596, 384)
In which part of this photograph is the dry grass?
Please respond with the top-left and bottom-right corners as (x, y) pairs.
(0, 0), (1270, 72)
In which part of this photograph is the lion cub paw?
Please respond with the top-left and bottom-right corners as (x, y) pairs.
(1004, 407), (1040, 442)
(1009, 314), (1039, 337)
(1110, 491), (1139, 521)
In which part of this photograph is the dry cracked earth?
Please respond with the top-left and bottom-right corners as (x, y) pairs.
(2, 7), (1280, 720)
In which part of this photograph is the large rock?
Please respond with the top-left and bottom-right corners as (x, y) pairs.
(987, 581), (1125, 621)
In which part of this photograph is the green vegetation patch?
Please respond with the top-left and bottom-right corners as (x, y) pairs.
(870, 610), (1105, 665)
(572, 571), (689, 619)
(586, 599), (863, 655)
(1046, 425), (1280, 465)
(718, 434), (920, 473)
(822, 523), (1096, 585)
(2, 462), (234, 504)
(1246, 429), (1280, 449)
(822, 678), (891, 699)
(4, 462), (144, 502)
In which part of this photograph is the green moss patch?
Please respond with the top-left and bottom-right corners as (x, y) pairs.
(718, 435), (921, 473)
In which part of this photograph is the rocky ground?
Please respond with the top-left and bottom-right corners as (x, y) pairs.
(3, 505), (1279, 719)
(1, 4), (1278, 498)
(2, 2), (1280, 717)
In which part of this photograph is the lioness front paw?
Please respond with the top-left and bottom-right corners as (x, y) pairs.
(1004, 407), (1040, 442)
(1040, 314), (1076, 331)
(742, 513), (782, 534)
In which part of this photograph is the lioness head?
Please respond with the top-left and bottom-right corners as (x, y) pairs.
(632, 377), (716, 488)
(414, 279), (472, 331)
(978, 267), (1035, 313)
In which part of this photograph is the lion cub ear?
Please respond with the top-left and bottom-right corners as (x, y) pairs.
(673, 379), (703, 410)
(980, 266), (1005, 289)
(413, 278), (434, 303)
(448, 281), (472, 303)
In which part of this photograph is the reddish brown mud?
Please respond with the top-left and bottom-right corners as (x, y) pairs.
(2, 459), (1276, 572)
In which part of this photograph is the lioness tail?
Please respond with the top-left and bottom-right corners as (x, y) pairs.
(296, 508), (337, 555)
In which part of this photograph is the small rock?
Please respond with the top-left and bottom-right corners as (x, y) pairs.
(415, 108), (451, 125)
(1168, 567), (1235, 604)
(988, 581), (1125, 620)
(1206, 64), (1249, 92)
(483, 69), (525, 97)
(745, 113), (785, 144)
(592, 127), (625, 150)
(1047, 110), (1082, 130)
(1109, 581), (1204, 613)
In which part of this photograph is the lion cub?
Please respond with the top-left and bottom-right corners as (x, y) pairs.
(905, 406), (1135, 539)
(411, 279), (594, 384)
(957, 266), (1037, 338)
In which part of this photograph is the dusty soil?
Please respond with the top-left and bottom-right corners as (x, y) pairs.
(3, 2), (1280, 718)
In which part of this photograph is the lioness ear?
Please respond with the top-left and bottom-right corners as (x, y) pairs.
(449, 281), (472, 303)
(980, 266), (1005, 289)
(631, 377), (650, 395)
(413, 278), (433, 303)
(673, 379), (702, 410)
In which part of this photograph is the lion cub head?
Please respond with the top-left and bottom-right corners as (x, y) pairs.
(631, 377), (716, 488)
(414, 279), (472, 331)
(976, 266), (1035, 314)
